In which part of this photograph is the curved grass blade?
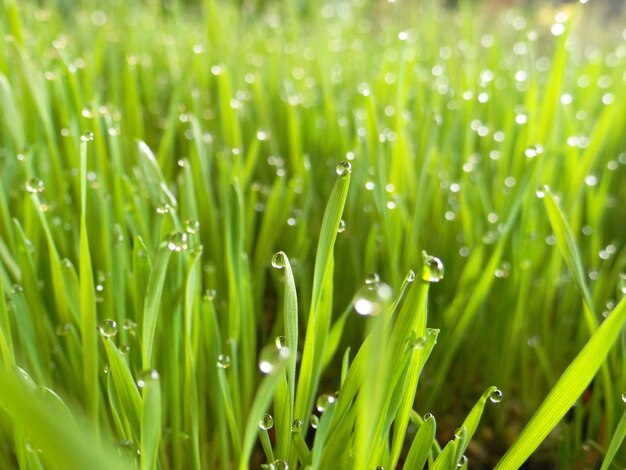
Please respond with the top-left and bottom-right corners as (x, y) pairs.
(495, 296), (626, 469)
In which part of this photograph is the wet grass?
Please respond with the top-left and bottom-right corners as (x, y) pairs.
(0, 0), (625, 468)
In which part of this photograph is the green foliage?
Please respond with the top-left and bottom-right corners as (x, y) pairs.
(0, 0), (625, 468)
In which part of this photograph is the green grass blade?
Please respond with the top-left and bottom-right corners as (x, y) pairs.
(141, 246), (172, 369)
(495, 296), (626, 469)
(404, 415), (436, 470)
(140, 372), (162, 470)
(295, 164), (351, 430)
(599, 410), (626, 470)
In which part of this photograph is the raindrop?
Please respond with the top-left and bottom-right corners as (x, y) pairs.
(136, 369), (159, 388)
(424, 413), (434, 421)
(271, 251), (286, 269)
(184, 219), (200, 234)
(217, 354), (231, 369)
(166, 231), (189, 252)
(98, 319), (118, 338)
(536, 185), (550, 198)
(621, 392), (626, 404)
(421, 252), (444, 282)
(405, 270), (416, 283)
(365, 273), (380, 287)
(490, 388), (503, 403)
(316, 393), (336, 412)
(258, 344), (291, 374)
(269, 460), (288, 470)
(259, 413), (274, 430)
(454, 427), (464, 439)
(337, 219), (346, 233)
(353, 283), (393, 316)
(291, 419), (303, 432)
(81, 131), (94, 142)
(122, 319), (137, 334)
(56, 323), (72, 336)
(25, 178), (45, 194)
(275, 336), (286, 349)
(335, 161), (352, 176)
(310, 414), (319, 429)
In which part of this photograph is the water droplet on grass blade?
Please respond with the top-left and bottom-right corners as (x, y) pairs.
(424, 413), (434, 421)
(291, 419), (303, 432)
(217, 354), (231, 369)
(310, 414), (319, 429)
(365, 272), (380, 287)
(621, 392), (626, 404)
(337, 219), (346, 233)
(259, 413), (274, 430)
(269, 460), (288, 470)
(98, 319), (118, 338)
(490, 388), (503, 403)
(316, 393), (336, 412)
(353, 282), (392, 316)
(136, 369), (159, 388)
(166, 231), (189, 252)
(421, 252), (444, 282)
(258, 344), (291, 374)
(25, 178), (45, 194)
(275, 336), (285, 349)
(81, 131), (94, 142)
(335, 161), (352, 176)
(271, 251), (286, 269)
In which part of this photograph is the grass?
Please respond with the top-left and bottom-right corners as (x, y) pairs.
(0, 0), (625, 468)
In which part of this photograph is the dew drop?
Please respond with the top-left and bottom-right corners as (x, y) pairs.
(98, 319), (118, 338)
(25, 178), (45, 194)
(337, 219), (346, 233)
(81, 131), (94, 142)
(621, 392), (626, 404)
(217, 354), (231, 369)
(122, 319), (137, 334)
(365, 272), (380, 287)
(316, 393), (336, 412)
(275, 335), (286, 349)
(269, 459), (288, 470)
(405, 270), (416, 283)
(536, 185), (550, 198)
(271, 251), (286, 269)
(259, 413), (274, 430)
(310, 414), (319, 429)
(454, 427), (464, 439)
(490, 388), (503, 403)
(291, 419), (303, 432)
(166, 231), (189, 252)
(136, 369), (159, 388)
(56, 323), (72, 336)
(458, 455), (468, 467)
(353, 283), (393, 316)
(258, 344), (291, 374)
(184, 219), (200, 234)
(421, 252), (444, 282)
(424, 413), (434, 421)
(335, 161), (352, 176)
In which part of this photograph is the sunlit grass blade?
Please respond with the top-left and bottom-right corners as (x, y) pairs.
(495, 296), (626, 469)
(295, 165), (351, 431)
(404, 415), (436, 470)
